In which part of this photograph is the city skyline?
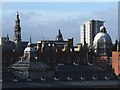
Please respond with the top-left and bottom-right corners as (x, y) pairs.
(2, 2), (118, 45)
(1, 2), (120, 88)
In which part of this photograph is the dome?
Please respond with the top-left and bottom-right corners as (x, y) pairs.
(93, 26), (112, 46)
(24, 42), (35, 52)
(24, 47), (35, 52)
(99, 26), (106, 33)
(27, 42), (31, 46)
(93, 26), (112, 55)
(93, 33), (112, 45)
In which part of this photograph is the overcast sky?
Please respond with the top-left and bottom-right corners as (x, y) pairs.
(2, 2), (118, 45)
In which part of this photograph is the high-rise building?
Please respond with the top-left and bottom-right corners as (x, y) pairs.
(80, 19), (104, 47)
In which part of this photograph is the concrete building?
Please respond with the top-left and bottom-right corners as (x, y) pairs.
(112, 40), (120, 76)
(80, 19), (104, 47)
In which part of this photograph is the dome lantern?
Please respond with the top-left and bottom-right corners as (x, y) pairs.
(99, 26), (107, 33)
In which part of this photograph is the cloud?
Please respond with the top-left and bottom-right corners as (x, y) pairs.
(90, 8), (118, 43)
(2, 7), (118, 45)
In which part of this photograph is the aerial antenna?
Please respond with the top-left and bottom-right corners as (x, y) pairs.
(29, 35), (32, 44)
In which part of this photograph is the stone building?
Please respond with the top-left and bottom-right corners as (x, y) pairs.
(36, 30), (88, 66)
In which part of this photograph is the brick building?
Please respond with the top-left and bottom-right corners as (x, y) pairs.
(112, 40), (120, 76)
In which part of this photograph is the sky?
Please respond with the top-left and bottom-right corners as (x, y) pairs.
(2, 0), (120, 2)
(2, 2), (118, 45)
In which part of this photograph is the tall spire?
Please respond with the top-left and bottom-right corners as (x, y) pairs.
(6, 33), (9, 42)
(27, 36), (32, 47)
(17, 11), (19, 18)
(14, 11), (21, 52)
(29, 36), (32, 45)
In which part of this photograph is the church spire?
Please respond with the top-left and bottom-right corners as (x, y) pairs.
(6, 33), (9, 42)
(16, 11), (20, 25)
(17, 11), (19, 19)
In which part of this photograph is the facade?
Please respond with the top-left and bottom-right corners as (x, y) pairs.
(0, 36), (15, 51)
(9, 38), (107, 81)
(0, 36), (16, 67)
(37, 30), (73, 53)
(36, 30), (88, 66)
(37, 40), (73, 53)
(112, 40), (120, 76)
(80, 19), (104, 47)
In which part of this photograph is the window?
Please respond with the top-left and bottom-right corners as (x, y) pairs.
(118, 66), (120, 72)
(47, 57), (50, 63)
(48, 44), (51, 46)
(119, 57), (120, 62)
(77, 57), (80, 63)
(59, 56), (63, 63)
(66, 57), (70, 63)
(52, 57), (56, 62)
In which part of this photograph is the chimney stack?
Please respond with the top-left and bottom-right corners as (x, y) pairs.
(117, 40), (120, 51)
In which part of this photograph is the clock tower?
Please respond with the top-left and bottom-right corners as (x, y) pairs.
(14, 12), (21, 52)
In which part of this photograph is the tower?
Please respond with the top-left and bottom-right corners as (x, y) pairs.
(6, 33), (9, 42)
(80, 19), (104, 47)
(56, 29), (63, 41)
(14, 12), (21, 52)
